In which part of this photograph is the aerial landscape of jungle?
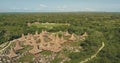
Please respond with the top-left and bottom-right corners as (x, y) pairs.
(0, 0), (120, 63)
(0, 12), (119, 63)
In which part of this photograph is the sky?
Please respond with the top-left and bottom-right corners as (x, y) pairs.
(0, 0), (120, 12)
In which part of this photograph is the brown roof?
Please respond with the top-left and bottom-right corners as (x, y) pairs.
(82, 32), (88, 37)
(7, 48), (17, 58)
(14, 40), (23, 51)
(29, 44), (42, 54)
(69, 33), (76, 41)
(64, 31), (71, 36)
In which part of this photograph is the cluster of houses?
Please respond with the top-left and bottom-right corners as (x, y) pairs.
(6, 30), (88, 59)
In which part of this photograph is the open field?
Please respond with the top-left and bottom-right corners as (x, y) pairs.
(30, 23), (70, 30)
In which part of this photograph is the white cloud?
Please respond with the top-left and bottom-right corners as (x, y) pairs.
(82, 8), (96, 11)
(12, 8), (21, 10)
(12, 8), (31, 11)
(57, 5), (68, 11)
(23, 8), (31, 10)
(40, 4), (48, 8)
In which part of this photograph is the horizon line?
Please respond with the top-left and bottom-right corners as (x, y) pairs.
(0, 11), (120, 13)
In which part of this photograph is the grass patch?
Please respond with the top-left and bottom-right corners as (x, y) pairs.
(17, 45), (33, 54)
(0, 47), (2, 50)
(31, 23), (69, 29)
(69, 41), (81, 47)
(18, 54), (34, 63)
(51, 57), (63, 63)
(40, 50), (52, 55)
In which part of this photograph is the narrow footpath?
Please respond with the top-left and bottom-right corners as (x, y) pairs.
(80, 42), (105, 63)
